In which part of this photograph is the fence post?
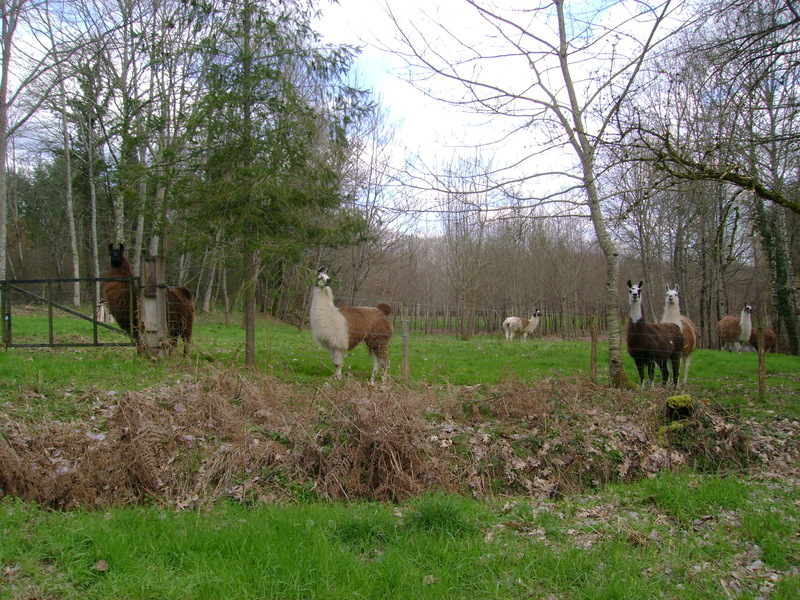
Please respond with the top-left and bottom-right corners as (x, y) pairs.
(402, 303), (410, 382)
(140, 255), (168, 356)
(590, 315), (598, 384)
(757, 327), (766, 401)
(1, 282), (10, 347)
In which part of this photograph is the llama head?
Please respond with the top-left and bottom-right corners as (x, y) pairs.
(627, 280), (643, 304)
(743, 303), (753, 315)
(533, 309), (542, 318)
(108, 243), (126, 268)
(665, 285), (680, 306)
(315, 267), (331, 289)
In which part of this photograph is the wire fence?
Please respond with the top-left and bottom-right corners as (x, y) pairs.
(2, 276), (780, 357)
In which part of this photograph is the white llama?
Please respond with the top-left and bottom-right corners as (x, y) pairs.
(502, 309), (542, 341)
(660, 284), (699, 385)
(309, 268), (393, 383)
(717, 304), (753, 352)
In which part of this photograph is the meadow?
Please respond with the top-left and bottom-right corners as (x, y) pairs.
(1, 310), (799, 599)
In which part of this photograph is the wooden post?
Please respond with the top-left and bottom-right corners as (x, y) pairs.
(757, 327), (766, 401)
(590, 315), (598, 384)
(402, 304), (410, 382)
(140, 255), (168, 356)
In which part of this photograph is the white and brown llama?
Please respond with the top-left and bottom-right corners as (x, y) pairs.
(626, 280), (684, 387)
(309, 267), (393, 383)
(717, 304), (753, 352)
(660, 284), (699, 385)
(502, 309), (543, 342)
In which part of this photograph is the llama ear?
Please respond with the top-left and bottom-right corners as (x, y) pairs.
(317, 267), (326, 275)
(108, 243), (114, 252)
(119, 243), (124, 253)
(627, 280), (632, 288)
(675, 284), (679, 292)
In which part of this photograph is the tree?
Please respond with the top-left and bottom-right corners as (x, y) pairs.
(1, 0), (79, 280)
(387, 0), (684, 385)
(184, 0), (368, 364)
(438, 158), (493, 341)
(635, 0), (800, 352)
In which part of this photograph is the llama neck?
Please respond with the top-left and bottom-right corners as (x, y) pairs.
(629, 299), (643, 324)
(110, 258), (134, 278)
(311, 286), (333, 310)
(661, 300), (681, 327)
(739, 310), (752, 341)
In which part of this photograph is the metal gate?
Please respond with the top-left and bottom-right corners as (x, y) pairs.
(1, 277), (137, 348)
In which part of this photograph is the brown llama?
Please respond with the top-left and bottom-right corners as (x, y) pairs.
(626, 280), (684, 387)
(104, 243), (193, 355)
(748, 327), (777, 353)
(165, 286), (194, 356)
(717, 304), (753, 352)
(103, 243), (139, 342)
(309, 267), (393, 383)
(660, 284), (699, 385)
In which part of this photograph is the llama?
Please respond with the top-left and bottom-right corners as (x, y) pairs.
(104, 243), (193, 355)
(626, 280), (684, 386)
(165, 286), (193, 356)
(660, 284), (699, 385)
(103, 243), (139, 341)
(717, 304), (753, 352)
(310, 267), (393, 383)
(748, 327), (777, 353)
(502, 310), (543, 341)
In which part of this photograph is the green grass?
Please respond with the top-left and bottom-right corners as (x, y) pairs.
(2, 475), (798, 599)
(2, 310), (799, 420)
(2, 311), (800, 598)
(3, 313), (132, 346)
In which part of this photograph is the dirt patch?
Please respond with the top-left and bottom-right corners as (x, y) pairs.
(1, 369), (799, 509)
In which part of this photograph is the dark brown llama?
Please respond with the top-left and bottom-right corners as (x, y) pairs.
(103, 243), (139, 341)
(104, 243), (193, 355)
(166, 286), (193, 356)
(626, 280), (684, 386)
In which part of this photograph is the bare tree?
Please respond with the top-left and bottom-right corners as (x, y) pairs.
(387, 0), (684, 385)
(0, 0), (80, 280)
(635, 0), (800, 352)
(437, 158), (494, 340)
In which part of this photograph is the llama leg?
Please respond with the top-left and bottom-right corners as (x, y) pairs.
(369, 351), (383, 384)
(635, 359), (646, 386)
(378, 349), (390, 382)
(329, 348), (344, 378)
(656, 359), (669, 386)
(681, 356), (691, 385)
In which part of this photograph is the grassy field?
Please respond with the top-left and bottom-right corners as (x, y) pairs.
(1, 310), (799, 598)
(2, 310), (799, 417)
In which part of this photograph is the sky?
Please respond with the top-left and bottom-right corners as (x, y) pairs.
(312, 0), (682, 227)
(314, 1), (498, 167)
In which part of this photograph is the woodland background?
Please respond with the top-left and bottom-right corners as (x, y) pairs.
(1, 0), (799, 364)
